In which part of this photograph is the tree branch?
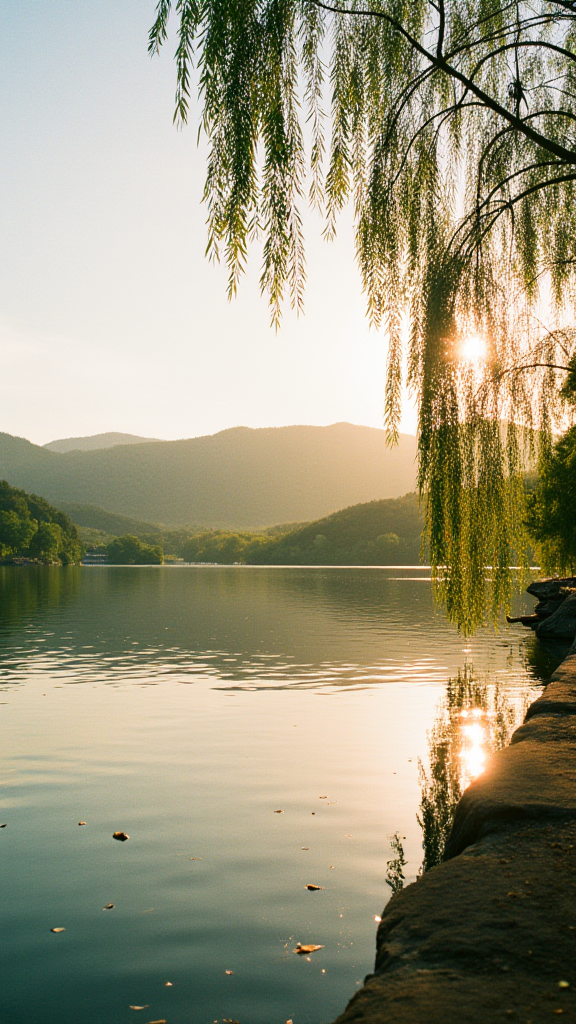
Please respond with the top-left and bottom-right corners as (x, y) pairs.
(307, 0), (576, 165)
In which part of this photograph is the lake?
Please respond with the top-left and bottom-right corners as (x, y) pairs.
(0, 565), (559, 1024)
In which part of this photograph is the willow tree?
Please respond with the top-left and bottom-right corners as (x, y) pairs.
(150, 0), (576, 629)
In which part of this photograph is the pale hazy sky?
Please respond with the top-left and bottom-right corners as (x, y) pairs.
(0, 0), (416, 446)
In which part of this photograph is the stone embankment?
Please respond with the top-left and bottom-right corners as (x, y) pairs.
(331, 579), (576, 1024)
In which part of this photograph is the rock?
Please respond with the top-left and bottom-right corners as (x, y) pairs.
(506, 613), (539, 625)
(536, 592), (576, 639)
(526, 654), (576, 718)
(527, 575), (576, 598)
(534, 595), (567, 617)
(332, 823), (576, 1024)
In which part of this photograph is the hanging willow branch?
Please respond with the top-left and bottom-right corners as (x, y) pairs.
(150, 0), (576, 630)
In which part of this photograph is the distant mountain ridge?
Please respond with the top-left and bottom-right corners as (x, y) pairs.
(44, 432), (163, 453)
(0, 424), (417, 528)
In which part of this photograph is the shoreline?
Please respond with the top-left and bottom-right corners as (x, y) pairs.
(331, 586), (576, 1024)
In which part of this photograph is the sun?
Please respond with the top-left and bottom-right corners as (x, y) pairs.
(460, 334), (487, 364)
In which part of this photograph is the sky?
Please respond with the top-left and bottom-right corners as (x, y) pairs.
(0, 0), (416, 446)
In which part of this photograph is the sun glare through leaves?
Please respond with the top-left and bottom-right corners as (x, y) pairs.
(460, 334), (487, 365)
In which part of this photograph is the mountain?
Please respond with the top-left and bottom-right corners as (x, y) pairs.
(54, 501), (161, 538)
(0, 424), (418, 528)
(246, 493), (423, 564)
(44, 432), (163, 453)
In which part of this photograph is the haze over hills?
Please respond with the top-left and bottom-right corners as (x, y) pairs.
(44, 432), (163, 453)
(0, 424), (417, 528)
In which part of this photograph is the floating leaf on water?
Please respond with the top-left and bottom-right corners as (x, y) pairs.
(147, 1020), (167, 1023)
(559, 981), (570, 988)
(129, 1006), (149, 1011)
(294, 943), (324, 954)
(165, 982), (173, 986)
(189, 857), (202, 861)
(225, 969), (234, 975)
(287, 1019), (294, 1024)
(50, 927), (65, 933)
(0, 823), (7, 828)
(305, 884), (324, 891)
(103, 903), (115, 910)
(113, 831), (129, 841)
(78, 821), (86, 826)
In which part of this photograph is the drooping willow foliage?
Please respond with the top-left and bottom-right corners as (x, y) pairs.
(150, 0), (576, 630)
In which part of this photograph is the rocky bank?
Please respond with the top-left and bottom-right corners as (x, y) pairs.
(331, 579), (576, 1024)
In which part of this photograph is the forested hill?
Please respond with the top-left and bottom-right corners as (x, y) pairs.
(246, 493), (423, 565)
(0, 480), (82, 564)
(0, 425), (417, 528)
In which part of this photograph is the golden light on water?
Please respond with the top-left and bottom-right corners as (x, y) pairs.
(458, 707), (494, 789)
(460, 333), (486, 364)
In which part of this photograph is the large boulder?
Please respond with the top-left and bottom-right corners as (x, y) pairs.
(536, 590), (576, 639)
(527, 575), (576, 599)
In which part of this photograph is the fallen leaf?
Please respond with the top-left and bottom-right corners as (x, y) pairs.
(294, 943), (324, 954)
(305, 884), (324, 891)
(50, 927), (65, 933)
(311, 812), (315, 815)
(301, 847), (309, 851)
(78, 821), (87, 826)
(329, 865), (335, 870)
(113, 831), (129, 841)
(103, 903), (115, 910)
(129, 1007), (149, 1011)
(225, 969), (234, 975)
(345, 834), (353, 838)
(319, 796), (327, 799)
(274, 810), (283, 814)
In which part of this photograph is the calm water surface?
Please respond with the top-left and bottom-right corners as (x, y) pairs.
(0, 566), (557, 1024)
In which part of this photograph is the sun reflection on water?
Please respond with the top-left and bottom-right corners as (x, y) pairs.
(418, 666), (532, 872)
(458, 707), (493, 789)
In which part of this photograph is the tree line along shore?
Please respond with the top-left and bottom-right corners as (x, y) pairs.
(0, 479), (423, 567)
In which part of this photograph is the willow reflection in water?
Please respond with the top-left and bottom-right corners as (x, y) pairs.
(417, 666), (528, 872)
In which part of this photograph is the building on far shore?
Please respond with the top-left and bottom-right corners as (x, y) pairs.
(82, 551), (109, 565)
